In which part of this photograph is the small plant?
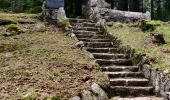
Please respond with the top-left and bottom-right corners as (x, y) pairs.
(58, 19), (70, 28)
(4, 24), (21, 36)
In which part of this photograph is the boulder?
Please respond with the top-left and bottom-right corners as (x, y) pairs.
(88, 0), (110, 8)
(149, 32), (166, 44)
(82, 90), (93, 100)
(71, 96), (81, 100)
(57, 7), (67, 22)
(3, 32), (13, 36)
(108, 10), (151, 23)
(91, 83), (109, 100)
(76, 41), (84, 48)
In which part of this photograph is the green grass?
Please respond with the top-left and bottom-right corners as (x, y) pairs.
(0, 13), (107, 99)
(108, 21), (170, 71)
(0, 13), (36, 22)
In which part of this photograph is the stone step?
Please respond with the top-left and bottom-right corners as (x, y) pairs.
(110, 78), (149, 86)
(101, 66), (139, 72)
(71, 22), (97, 27)
(109, 86), (153, 97)
(73, 27), (99, 31)
(73, 30), (103, 35)
(92, 53), (127, 59)
(104, 72), (144, 78)
(96, 59), (132, 66)
(83, 42), (113, 48)
(69, 18), (92, 23)
(76, 34), (106, 38)
(78, 38), (111, 42)
(86, 48), (118, 53)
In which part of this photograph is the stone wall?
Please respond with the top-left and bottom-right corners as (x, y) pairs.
(70, 83), (109, 100)
(85, 0), (151, 23)
(100, 21), (170, 100)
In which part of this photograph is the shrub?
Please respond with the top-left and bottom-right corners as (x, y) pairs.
(8, 24), (19, 34)
(58, 19), (70, 28)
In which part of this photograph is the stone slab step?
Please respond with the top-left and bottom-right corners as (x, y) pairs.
(109, 86), (153, 97)
(73, 27), (99, 31)
(69, 18), (92, 23)
(71, 22), (97, 27)
(83, 42), (113, 48)
(86, 48), (118, 53)
(104, 72), (144, 78)
(92, 53), (127, 59)
(76, 34), (105, 38)
(101, 66), (139, 72)
(78, 38), (111, 42)
(73, 30), (103, 35)
(110, 78), (149, 86)
(111, 96), (163, 100)
(96, 59), (132, 66)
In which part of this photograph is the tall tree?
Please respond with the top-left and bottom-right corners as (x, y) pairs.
(151, 0), (154, 19)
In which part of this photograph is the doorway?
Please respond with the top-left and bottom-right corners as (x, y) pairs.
(64, 0), (84, 18)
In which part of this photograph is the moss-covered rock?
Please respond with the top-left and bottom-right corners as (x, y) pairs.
(135, 20), (160, 32)
(4, 24), (21, 36)
(58, 19), (70, 28)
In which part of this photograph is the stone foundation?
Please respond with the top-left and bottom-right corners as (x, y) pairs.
(42, 1), (67, 21)
(85, 0), (151, 23)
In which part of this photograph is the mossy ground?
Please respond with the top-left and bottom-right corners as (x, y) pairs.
(0, 13), (107, 99)
(108, 21), (170, 72)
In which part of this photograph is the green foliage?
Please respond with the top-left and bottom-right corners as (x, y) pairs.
(7, 24), (20, 35)
(58, 19), (70, 27)
(0, 0), (43, 13)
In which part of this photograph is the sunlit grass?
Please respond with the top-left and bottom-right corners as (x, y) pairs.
(108, 21), (170, 71)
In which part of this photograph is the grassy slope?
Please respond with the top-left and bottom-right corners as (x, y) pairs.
(108, 21), (170, 72)
(0, 13), (107, 99)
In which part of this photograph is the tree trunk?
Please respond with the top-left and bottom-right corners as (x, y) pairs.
(151, 0), (154, 19)
(14, 0), (22, 12)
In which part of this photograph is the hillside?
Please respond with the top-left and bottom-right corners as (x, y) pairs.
(108, 21), (170, 75)
(0, 13), (107, 99)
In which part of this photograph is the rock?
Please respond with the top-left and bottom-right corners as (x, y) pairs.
(82, 76), (91, 82)
(3, 32), (12, 36)
(163, 70), (170, 75)
(76, 41), (84, 48)
(57, 7), (67, 22)
(70, 33), (76, 38)
(82, 90), (93, 100)
(165, 92), (170, 100)
(51, 9), (58, 19)
(108, 10), (151, 23)
(107, 22), (113, 27)
(149, 32), (166, 44)
(34, 23), (46, 32)
(89, 0), (110, 8)
(71, 96), (81, 100)
(91, 83), (109, 100)
(136, 20), (159, 31)
(18, 19), (35, 24)
(65, 25), (72, 31)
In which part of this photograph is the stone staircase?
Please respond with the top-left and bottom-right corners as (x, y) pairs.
(69, 18), (154, 97)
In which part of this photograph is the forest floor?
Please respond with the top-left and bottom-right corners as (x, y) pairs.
(108, 21), (170, 76)
(0, 13), (107, 99)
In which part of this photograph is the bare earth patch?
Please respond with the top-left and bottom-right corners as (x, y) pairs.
(0, 13), (107, 99)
